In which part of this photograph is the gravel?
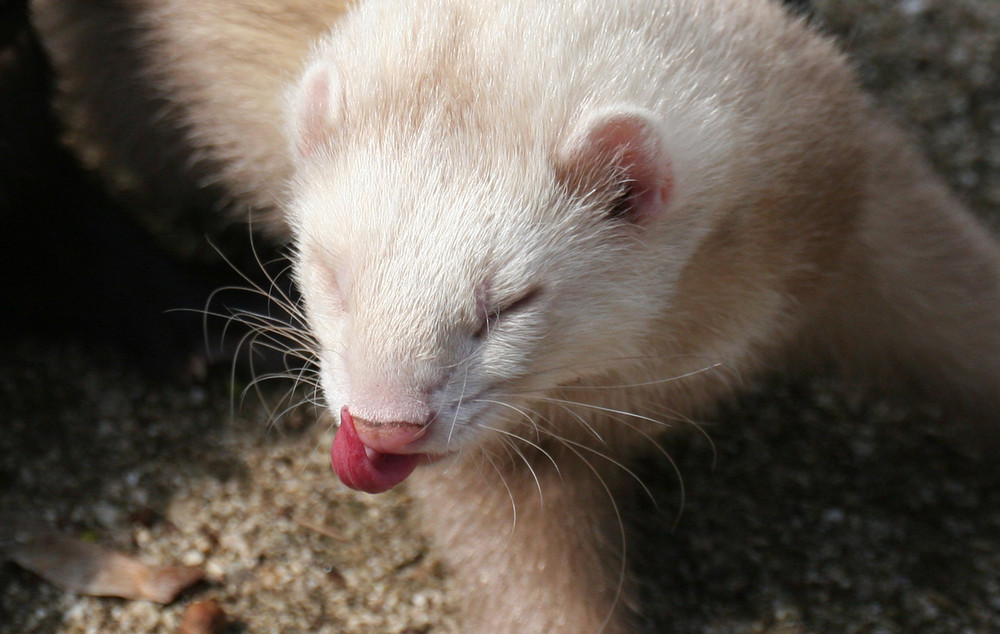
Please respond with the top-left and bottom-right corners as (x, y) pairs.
(2, 0), (999, 632)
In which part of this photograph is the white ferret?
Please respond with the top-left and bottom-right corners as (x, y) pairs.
(32, 0), (1000, 631)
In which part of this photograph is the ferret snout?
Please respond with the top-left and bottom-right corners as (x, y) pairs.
(346, 410), (431, 455)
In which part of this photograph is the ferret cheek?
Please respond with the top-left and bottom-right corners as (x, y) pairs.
(301, 259), (348, 316)
(319, 367), (349, 414)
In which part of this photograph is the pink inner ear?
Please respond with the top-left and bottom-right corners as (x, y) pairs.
(293, 64), (343, 159)
(562, 108), (673, 225)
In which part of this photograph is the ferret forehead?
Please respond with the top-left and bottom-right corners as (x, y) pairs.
(302, 138), (559, 248)
(293, 116), (558, 210)
(291, 138), (569, 310)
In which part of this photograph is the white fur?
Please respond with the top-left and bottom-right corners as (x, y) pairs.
(286, 0), (861, 451)
(282, 3), (1000, 630)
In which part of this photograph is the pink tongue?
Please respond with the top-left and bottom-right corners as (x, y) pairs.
(331, 409), (421, 494)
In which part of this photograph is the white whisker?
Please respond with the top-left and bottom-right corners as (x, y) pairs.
(549, 440), (628, 634)
(480, 450), (519, 542)
(529, 395), (690, 524)
(479, 423), (553, 504)
(475, 399), (562, 476)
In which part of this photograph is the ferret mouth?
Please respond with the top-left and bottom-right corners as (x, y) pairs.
(330, 410), (444, 494)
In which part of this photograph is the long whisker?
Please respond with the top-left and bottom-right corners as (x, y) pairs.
(552, 402), (605, 444)
(447, 364), (471, 449)
(479, 424), (554, 503)
(512, 395), (674, 431)
(638, 399), (718, 471)
(549, 440), (628, 634)
(480, 449), (519, 542)
(475, 399), (562, 476)
(532, 396), (690, 525)
(551, 362), (726, 391)
(537, 425), (656, 507)
(508, 355), (729, 391)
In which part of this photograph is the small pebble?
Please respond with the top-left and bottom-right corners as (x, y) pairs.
(176, 600), (228, 634)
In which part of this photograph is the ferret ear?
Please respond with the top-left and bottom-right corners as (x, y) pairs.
(556, 105), (673, 226)
(289, 61), (344, 160)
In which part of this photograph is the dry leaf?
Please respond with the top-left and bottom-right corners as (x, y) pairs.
(4, 532), (203, 603)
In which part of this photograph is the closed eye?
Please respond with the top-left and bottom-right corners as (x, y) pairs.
(474, 287), (542, 340)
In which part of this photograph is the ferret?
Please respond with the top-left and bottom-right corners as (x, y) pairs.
(30, 0), (1000, 632)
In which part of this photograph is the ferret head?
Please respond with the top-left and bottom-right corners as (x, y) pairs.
(284, 17), (710, 494)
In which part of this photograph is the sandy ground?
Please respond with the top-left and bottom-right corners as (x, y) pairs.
(2, 0), (1000, 632)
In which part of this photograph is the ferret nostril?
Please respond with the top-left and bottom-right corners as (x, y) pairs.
(343, 404), (436, 429)
(353, 416), (424, 431)
(352, 414), (375, 428)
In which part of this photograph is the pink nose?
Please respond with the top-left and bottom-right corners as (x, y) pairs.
(346, 409), (429, 454)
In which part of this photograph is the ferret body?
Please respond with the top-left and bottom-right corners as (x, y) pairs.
(31, 0), (353, 229)
(31, 0), (1000, 631)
